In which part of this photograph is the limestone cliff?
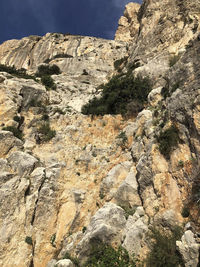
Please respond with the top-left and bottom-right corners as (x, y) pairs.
(0, 1), (200, 267)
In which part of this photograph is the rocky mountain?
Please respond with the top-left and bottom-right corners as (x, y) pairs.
(0, 0), (200, 266)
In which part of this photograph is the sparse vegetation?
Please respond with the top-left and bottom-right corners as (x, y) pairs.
(84, 242), (136, 267)
(156, 124), (179, 158)
(63, 252), (80, 267)
(54, 107), (65, 115)
(161, 80), (180, 99)
(117, 131), (128, 149)
(178, 160), (184, 168)
(2, 126), (23, 140)
(41, 75), (56, 90)
(99, 191), (105, 199)
(50, 233), (56, 247)
(36, 122), (56, 143)
(25, 236), (33, 245)
(0, 64), (37, 80)
(36, 64), (61, 77)
(114, 56), (128, 71)
(120, 204), (137, 219)
(81, 73), (151, 116)
(13, 115), (21, 123)
(44, 53), (73, 63)
(29, 99), (43, 108)
(82, 226), (87, 233)
(145, 227), (184, 267)
(181, 205), (190, 218)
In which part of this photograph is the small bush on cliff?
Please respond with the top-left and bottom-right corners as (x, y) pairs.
(0, 64), (36, 80)
(84, 241), (136, 267)
(25, 236), (33, 245)
(81, 74), (151, 116)
(36, 122), (56, 143)
(145, 227), (184, 267)
(36, 64), (61, 77)
(156, 124), (179, 158)
(41, 75), (56, 90)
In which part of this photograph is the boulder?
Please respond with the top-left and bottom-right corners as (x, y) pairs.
(7, 151), (38, 176)
(114, 169), (141, 207)
(123, 207), (149, 256)
(75, 203), (126, 261)
(176, 230), (200, 267)
(55, 259), (75, 267)
(0, 131), (23, 157)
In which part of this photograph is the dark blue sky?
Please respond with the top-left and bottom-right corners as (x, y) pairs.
(0, 0), (142, 44)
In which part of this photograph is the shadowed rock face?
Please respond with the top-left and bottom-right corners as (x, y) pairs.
(0, 1), (200, 267)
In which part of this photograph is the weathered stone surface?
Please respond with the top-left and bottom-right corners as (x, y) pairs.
(115, 3), (140, 42)
(114, 168), (141, 207)
(177, 230), (200, 267)
(123, 207), (148, 256)
(7, 151), (38, 176)
(100, 162), (132, 201)
(0, 131), (23, 157)
(75, 203), (126, 261)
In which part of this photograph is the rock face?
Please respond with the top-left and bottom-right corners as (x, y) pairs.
(115, 2), (140, 42)
(1, 1), (200, 267)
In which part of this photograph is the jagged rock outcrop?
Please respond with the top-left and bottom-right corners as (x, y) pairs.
(1, 0), (200, 266)
(115, 2), (140, 42)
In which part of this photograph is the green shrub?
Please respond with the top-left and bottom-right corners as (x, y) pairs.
(41, 75), (56, 90)
(178, 160), (184, 168)
(25, 236), (33, 245)
(13, 115), (21, 123)
(41, 113), (49, 121)
(181, 206), (190, 218)
(0, 64), (36, 80)
(54, 107), (65, 115)
(84, 242), (136, 267)
(145, 227), (184, 267)
(44, 53), (73, 63)
(156, 124), (179, 158)
(117, 131), (128, 149)
(82, 226), (87, 233)
(82, 74), (151, 116)
(50, 233), (56, 247)
(36, 64), (61, 77)
(126, 100), (144, 117)
(29, 99), (42, 107)
(114, 57), (128, 71)
(37, 122), (56, 143)
(161, 81), (180, 99)
(2, 126), (23, 140)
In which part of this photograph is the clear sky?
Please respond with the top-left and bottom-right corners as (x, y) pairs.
(0, 0), (142, 44)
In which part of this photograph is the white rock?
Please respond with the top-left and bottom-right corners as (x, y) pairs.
(55, 259), (75, 267)
(148, 87), (163, 106)
(8, 151), (38, 176)
(176, 231), (200, 267)
(123, 206), (148, 256)
(76, 203), (126, 260)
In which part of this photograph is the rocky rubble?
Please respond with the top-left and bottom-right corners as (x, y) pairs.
(0, 0), (200, 266)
